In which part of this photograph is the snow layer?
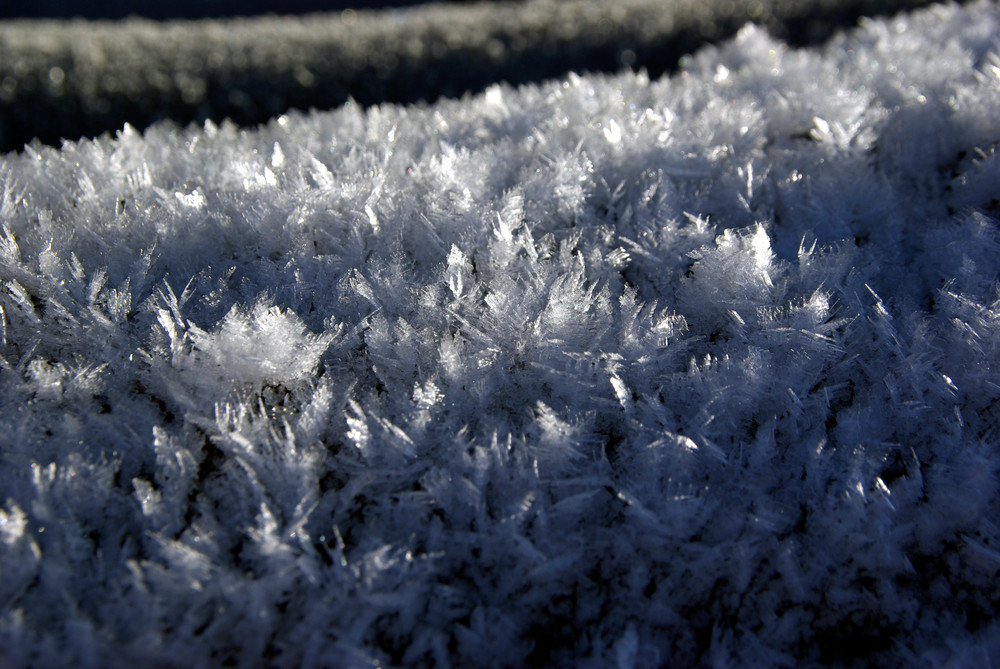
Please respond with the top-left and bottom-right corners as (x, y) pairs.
(2, 1), (1000, 666)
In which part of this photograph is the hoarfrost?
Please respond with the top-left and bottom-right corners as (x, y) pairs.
(1, 2), (999, 666)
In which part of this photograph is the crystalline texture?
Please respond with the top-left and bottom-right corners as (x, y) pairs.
(1, 2), (999, 667)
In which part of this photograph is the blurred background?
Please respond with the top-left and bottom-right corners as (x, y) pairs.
(0, 0), (489, 19)
(0, 0), (937, 152)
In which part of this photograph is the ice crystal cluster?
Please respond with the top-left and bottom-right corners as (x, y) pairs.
(2, 1), (1000, 666)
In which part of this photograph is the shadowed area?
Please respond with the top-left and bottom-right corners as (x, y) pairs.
(0, 0), (485, 20)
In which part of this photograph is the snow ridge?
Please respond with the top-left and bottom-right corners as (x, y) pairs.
(1, 2), (999, 666)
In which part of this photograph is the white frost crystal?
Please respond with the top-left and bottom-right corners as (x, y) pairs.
(1, 2), (999, 666)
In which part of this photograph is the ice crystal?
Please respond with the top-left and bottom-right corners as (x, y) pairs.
(1, 2), (999, 667)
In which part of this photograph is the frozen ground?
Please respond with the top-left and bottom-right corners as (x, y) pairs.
(1, 1), (999, 667)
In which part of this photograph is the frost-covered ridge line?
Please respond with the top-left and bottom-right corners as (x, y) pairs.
(1, 1), (1000, 666)
(0, 0), (942, 152)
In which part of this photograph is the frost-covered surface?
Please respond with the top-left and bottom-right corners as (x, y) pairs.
(0, 0), (938, 152)
(2, 1), (1000, 666)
